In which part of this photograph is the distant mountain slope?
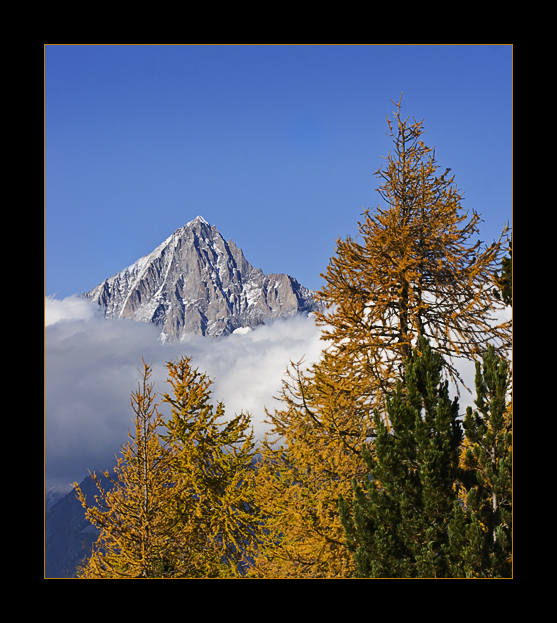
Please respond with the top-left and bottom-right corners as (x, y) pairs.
(82, 216), (322, 340)
(45, 474), (111, 578)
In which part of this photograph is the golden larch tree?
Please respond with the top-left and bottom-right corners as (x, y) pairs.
(251, 97), (511, 577)
(74, 360), (186, 578)
(250, 351), (371, 577)
(317, 96), (510, 404)
(161, 356), (259, 577)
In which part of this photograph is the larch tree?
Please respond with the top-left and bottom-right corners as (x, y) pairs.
(160, 356), (258, 578)
(316, 95), (511, 405)
(251, 97), (511, 577)
(73, 361), (186, 578)
(495, 240), (512, 307)
(249, 351), (369, 578)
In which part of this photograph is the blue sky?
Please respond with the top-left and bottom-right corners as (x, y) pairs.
(45, 45), (512, 492)
(45, 44), (512, 297)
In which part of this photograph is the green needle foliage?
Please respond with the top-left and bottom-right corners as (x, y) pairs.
(339, 337), (464, 578)
(448, 345), (512, 577)
(339, 339), (512, 578)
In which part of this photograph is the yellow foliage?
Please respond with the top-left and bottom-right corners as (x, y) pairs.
(161, 356), (258, 577)
(249, 353), (374, 577)
(316, 96), (511, 402)
(73, 361), (192, 578)
(250, 97), (511, 578)
(74, 357), (259, 578)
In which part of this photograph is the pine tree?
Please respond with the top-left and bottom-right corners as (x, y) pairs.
(73, 361), (186, 578)
(161, 356), (258, 577)
(338, 337), (463, 578)
(447, 345), (512, 577)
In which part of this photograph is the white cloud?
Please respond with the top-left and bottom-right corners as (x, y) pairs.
(44, 294), (100, 326)
(45, 296), (325, 492)
(45, 296), (510, 493)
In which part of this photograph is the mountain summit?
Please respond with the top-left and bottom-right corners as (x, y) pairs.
(82, 216), (322, 340)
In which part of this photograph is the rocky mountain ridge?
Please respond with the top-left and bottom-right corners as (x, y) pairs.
(82, 216), (322, 340)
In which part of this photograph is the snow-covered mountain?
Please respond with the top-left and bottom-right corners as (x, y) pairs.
(82, 216), (322, 340)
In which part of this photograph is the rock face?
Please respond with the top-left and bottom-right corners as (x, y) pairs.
(82, 216), (321, 340)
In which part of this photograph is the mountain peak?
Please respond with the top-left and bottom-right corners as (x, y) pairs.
(83, 219), (321, 340)
(191, 215), (209, 226)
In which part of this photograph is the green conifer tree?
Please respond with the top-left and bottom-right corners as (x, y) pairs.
(447, 345), (512, 577)
(339, 337), (463, 578)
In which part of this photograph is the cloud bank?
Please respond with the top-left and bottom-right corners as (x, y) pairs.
(45, 296), (509, 493)
(45, 296), (325, 492)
